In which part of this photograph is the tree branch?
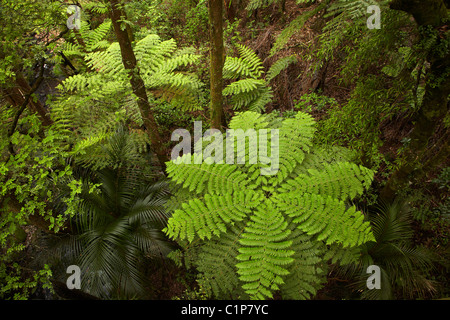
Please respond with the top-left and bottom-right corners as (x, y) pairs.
(7, 58), (47, 156)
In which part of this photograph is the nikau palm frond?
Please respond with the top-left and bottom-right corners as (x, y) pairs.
(335, 200), (436, 300)
(47, 127), (173, 299)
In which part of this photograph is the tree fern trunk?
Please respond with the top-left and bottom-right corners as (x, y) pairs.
(109, 0), (168, 171)
(208, 0), (225, 130)
(381, 0), (450, 201)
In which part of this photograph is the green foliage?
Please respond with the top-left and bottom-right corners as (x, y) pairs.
(294, 91), (338, 112)
(52, 33), (203, 155)
(223, 44), (296, 112)
(164, 111), (375, 299)
(0, 110), (78, 298)
(432, 167), (450, 191)
(185, 0), (209, 44)
(336, 200), (437, 299)
(0, 0), (65, 84)
(0, 263), (53, 300)
(62, 20), (112, 56)
(46, 126), (173, 299)
(125, 0), (170, 38)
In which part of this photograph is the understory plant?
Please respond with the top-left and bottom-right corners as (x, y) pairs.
(45, 126), (173, 299)
(164, 111), (376, 299)
(335, 200), (437, 299)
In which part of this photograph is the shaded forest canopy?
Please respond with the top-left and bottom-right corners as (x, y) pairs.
(0, 0), (448, 300)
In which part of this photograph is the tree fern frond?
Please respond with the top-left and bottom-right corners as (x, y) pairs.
(164, 192), (258, 242)
(280, 227), (326, 300)
(84, 20), (112, 52)
(279, 161), (374, 200)
(266, 55), (297, 82)
(224, 45), (297, 112)
(196, 221), (249, 298)
(275, 192), (375, 247)
(236, 202), (295, 299)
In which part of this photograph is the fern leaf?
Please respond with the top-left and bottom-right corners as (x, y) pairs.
(279, 161), (374, 200)
(236, 202), (295, 299)
(280, 227), (326, 300)
(196, 221), (248, 298)
(266, 55), (297, 82)
(275, 192), (375, 247)
(164, 192), (259, 242)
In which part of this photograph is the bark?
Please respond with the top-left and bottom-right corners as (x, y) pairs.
(208, 0), (225, 131)
(381, 0), (450, 202)
(13, 71), (52, 127)
(224, 0), (236, 20)
(109, 0), (169, 170)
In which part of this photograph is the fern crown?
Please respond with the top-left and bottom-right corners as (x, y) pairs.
(164, 111), (375, 300)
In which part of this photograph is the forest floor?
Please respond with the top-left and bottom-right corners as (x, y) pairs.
(18, 0), (449, 300)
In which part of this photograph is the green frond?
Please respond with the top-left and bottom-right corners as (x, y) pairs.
(266, 55), (297, 82)
(196, 221), (249, 298)
(236, 202), (295, 299)
(279, 161), (374, 200)
(164, 191), (258, 242)
(84, 20), (112, 51)
(275, 192), (375, 247)
(280, 227), (326, 300)
(166, 159), (255, 195)
(235, 44), (265, 78)
(228, 111), (272, 130)
(224, 45), (296, 112)
(165, 111), (376, 299)
(61, 42), (84, 57)
(223, 78), (266, 95)
(82, 1), (110, 14)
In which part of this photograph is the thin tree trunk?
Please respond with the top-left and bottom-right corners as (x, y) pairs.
(14, 71), (52, 127)
(109, 0), (169, 170)
(208, 0), (225, 130)
(381, 0), (450, 201)
(224, 0), (236, 20)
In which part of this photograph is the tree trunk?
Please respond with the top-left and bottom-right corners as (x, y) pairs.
(109, 0), (169, 170)
(381, 0), (450, 202)
(208, 0), (225, 131)
(11, 71), (53, 127)
(224, 0), (236, 20)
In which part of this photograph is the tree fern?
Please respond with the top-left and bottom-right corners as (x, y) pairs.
(223, 44), (296, 112)
(61, 20), (112, 58)
(51, 33), (203, 158)
(164, 111), (376, 299)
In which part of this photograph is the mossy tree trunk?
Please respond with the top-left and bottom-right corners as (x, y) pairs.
(208, 0), (225, 130)
(109, 0), (168, 171)
(381, 0), (450, 201)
